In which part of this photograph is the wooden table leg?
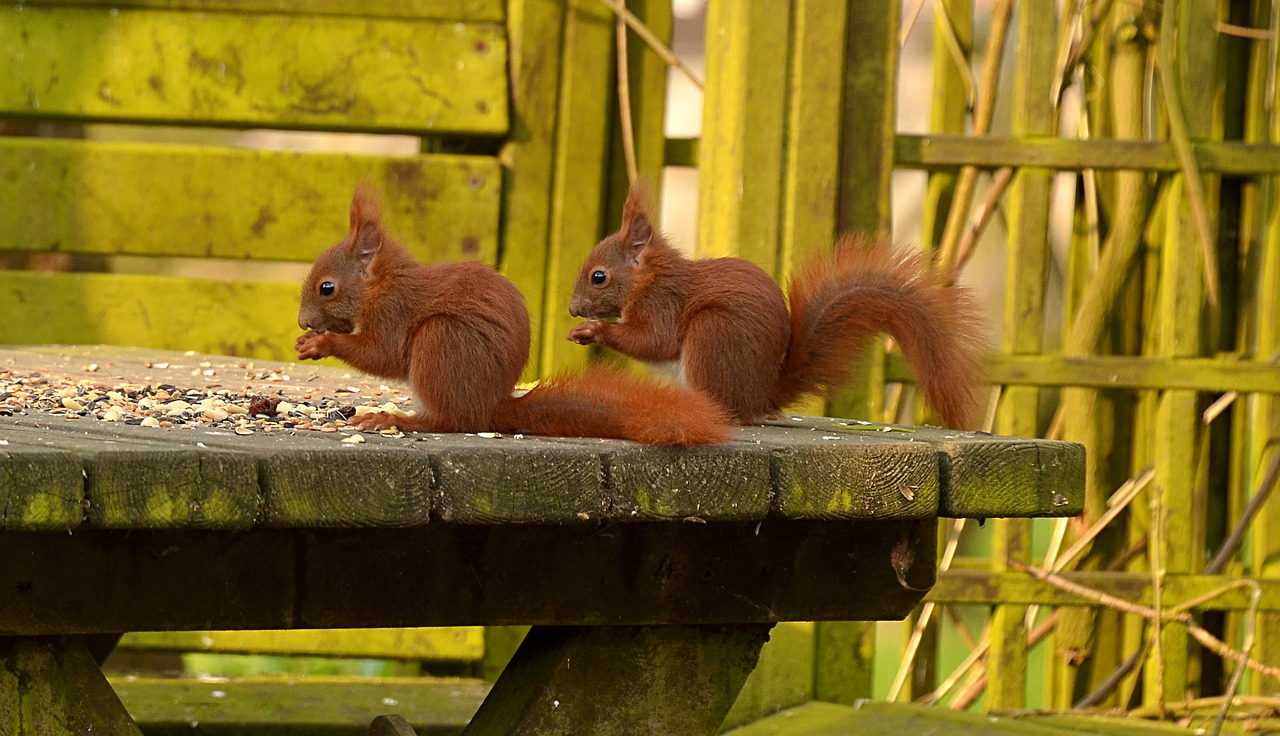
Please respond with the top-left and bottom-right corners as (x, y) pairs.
(0, 636), (143, 735)
(462, 623), (775, 735)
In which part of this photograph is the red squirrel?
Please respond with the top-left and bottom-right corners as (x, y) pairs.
(295, 186), (732, 446)
(567, 186), (985, 429)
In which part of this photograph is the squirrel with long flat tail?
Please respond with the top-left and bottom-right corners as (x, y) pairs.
(295, 186), (732, 446)
(567, 185), (986, 429)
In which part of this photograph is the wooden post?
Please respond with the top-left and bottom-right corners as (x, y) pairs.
(986, 0), (1056, 712)
(462, 624), (773, 735)
(0, 637), (143, 735)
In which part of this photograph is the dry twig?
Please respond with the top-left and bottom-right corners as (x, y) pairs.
(596, 0), (704, 91)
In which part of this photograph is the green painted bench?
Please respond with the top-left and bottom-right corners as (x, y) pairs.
(0, 346), (1084, 734)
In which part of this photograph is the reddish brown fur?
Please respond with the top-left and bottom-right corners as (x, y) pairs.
(296, 186), (731, 445)
(569, 185), (986, 429)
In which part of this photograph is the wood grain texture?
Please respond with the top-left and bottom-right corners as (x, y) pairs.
(0, 440), (83, 530)
(602, 444), (771, 522)
(746, 419), (941, 520)
(937, 435), (1086, 518)
(0, 137), (501, 263)
(111, 676), (488, 733)
(0, 423), (259, 529)
(0, 6), (507, 133)
(464, 623), (771, 735)
(431, 440), (602, 524)
(256, 443), (431, 528)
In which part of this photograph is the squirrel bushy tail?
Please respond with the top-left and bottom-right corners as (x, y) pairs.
(770, 234), (985, 429)
(493, 366), (733, 447)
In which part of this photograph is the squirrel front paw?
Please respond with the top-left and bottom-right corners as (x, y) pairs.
(568, 320), (607, 345)
(295, 330), (332, 360)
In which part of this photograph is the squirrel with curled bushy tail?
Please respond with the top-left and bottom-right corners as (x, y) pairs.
(567, 185), (986, 429)
(295, 186), (732, 446)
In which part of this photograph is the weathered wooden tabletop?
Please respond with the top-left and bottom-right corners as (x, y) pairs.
(0, 345), (1085, 734)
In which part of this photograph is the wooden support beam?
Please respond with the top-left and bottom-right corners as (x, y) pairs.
(463, 624), (773, 735)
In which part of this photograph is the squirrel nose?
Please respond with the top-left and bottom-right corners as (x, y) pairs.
(569, 298), (585, 318)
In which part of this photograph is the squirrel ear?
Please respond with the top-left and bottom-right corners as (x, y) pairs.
(623, 212), (653, 264)
(353, 221), (382, 276)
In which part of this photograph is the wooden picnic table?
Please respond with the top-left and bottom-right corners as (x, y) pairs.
(0, 346), (1084, 735)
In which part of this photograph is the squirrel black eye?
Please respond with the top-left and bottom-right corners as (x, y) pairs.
(319, 281), (336, 297)
(590, 270), (607, 286)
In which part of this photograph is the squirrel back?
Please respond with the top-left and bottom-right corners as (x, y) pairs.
(298, 185), (732, 444)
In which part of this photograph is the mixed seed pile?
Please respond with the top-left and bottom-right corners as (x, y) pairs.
(0, 357), (419, 440)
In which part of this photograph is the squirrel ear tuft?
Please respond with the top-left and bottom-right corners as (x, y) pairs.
(621, 180), (655, 261)
(348, 184), (384, 275)
(349, 183), (383, 232)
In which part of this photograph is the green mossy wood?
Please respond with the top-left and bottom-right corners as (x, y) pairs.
(0, 637), (143, 736)
(0, 138), (501, 262)
(465, 624), (772, 735)
(119, 627), (484, 661)
(0, 7), (507, 134)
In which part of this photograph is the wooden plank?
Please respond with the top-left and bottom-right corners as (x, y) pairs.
(0, 422), (259, 529)
(0, 637), (143, 735)
(498, 0), (565, 381)
(603, 443), (772, 521)
(118, 627), (484, 661)
(0, 271), (307, 362)
(896, 134), (1280, 175)
(111, 676), (488, 733)
(1143, 0), (1219, 704)
(0, 6), (507, 134)
(17, 0), (504, 20)
(462, 623), (772, 735)
(0, 521), (936, 633)
(937, 435), (1085, 518)
(745, 422), (940, 521)
(0, 440), (83, 530)
(1251, 0), (1280, 691)
(431, 441), (603, 524)
(697, 1), (790, 270)
(928, 570), (1280, 612)
(8, 414), (434, 527)
(0, 137), (502, 263)
(885, 352), (1280, 394)
(536, 0), (615, 375)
